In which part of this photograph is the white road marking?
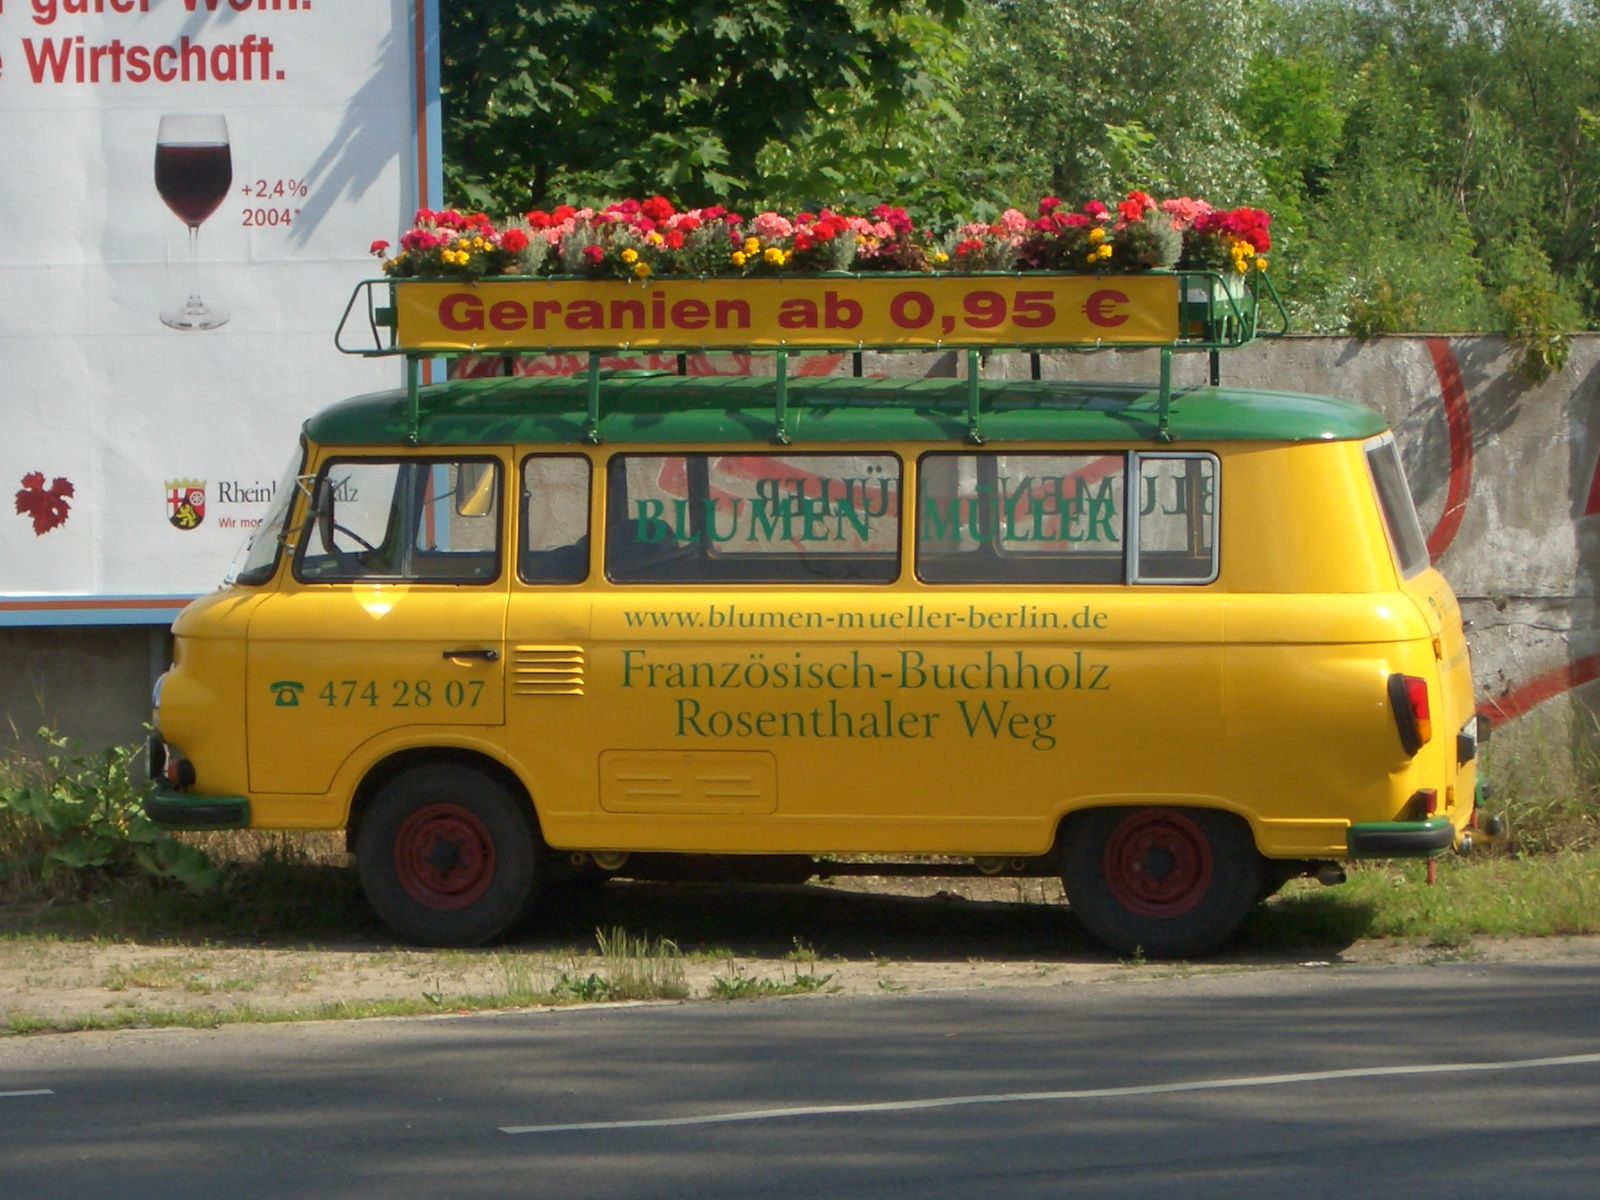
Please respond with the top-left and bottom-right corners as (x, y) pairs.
(500, 1051), (1600, 1135)
(1, 1089), (53, 1099)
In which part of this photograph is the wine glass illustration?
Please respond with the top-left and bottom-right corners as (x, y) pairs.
(155, 114), (232, 330)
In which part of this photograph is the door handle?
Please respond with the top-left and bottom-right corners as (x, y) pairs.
(442, 648), (499, 662)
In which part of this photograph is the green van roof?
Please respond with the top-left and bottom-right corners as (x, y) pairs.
(304, 372), (1388, 448)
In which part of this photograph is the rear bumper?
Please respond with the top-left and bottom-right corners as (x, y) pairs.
(1347, 816), (1456, 858)
(146, 786), (250, 830)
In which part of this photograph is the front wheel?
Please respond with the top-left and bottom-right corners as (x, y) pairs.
(356, 764), (541, 946)
(1060, 807), (1261, 958)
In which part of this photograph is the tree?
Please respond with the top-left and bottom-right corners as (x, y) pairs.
(440, 1), (967, 212)
(938, 0), (1269, 208)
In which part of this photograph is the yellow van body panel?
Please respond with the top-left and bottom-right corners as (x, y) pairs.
(152, 431), (1474, 864)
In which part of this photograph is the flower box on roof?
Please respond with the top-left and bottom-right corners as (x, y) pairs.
(348, 193), (1282, 358)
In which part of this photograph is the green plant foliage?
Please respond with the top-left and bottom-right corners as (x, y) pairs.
(0, 731), (221, 899)
(440, 1), (968, 212)
(1489, 237), (1582, 383)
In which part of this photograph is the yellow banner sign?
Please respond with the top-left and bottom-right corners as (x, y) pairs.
(392, 274), (1182, 353)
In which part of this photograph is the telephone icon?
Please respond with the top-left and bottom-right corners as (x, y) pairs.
(269, 680), (305, 708)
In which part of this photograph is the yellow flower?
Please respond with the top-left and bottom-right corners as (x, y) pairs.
(744, 237), (761, 255)
(1234, 258), (1249, 273)
(730, 251), (747, 267)
(646, 231), (664, 246)
(1088, 228), (1106, 245)
(763, 247), (787, 266)
(933, 251), (950, 264)
(1255, 256), (1269, 272)
(633, 261), (652, 279)
(1097, 244), (1113, 261)
(621, 248), (639, 264)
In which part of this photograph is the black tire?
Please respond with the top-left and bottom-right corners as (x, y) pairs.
(1060, 807), (1261, 958)
(356, 763), (542, 947)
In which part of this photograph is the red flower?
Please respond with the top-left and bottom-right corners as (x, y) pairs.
(641, 195), (675, 223)
(525, 210), (553, 229)
(794, 232), (815, 253)
(1038, 197), (1062, 214)
(1082, 200), (1109, 220)
(665, 230), (685, 251)
(676, 216), (702, 233)
(369, 240), (390, 257)
(582, 244), (605, 265)
(1118, 191), (1156, 222)
(701, 205), (727, 222)
(551, 205), (578, 222)
(500, 229), (530, 253)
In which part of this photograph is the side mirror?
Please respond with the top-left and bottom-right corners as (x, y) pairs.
(313, 475), (336, 552)
(456, 462), (497, 518)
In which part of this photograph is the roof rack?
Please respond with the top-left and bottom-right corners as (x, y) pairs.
(335, 270), (1288, 445)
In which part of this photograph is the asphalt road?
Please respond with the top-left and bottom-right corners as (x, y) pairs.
(3, 959), (1598, 1199)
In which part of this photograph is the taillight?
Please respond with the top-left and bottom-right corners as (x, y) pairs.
(1388, 673), (1432, 756)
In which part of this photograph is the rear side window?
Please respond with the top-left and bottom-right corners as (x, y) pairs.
(606, 453), (900, 583)
(296, 458), (502, 584)
(1365, 435), (1429, 578)
(916, 451), (1217, 584)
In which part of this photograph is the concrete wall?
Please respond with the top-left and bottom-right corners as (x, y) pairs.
(6, 334), (1597, 781)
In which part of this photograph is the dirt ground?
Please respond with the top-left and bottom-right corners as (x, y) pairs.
(5, 874), (1599, 1030)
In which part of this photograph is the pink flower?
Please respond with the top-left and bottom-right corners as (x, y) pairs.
(751, 211), (795, 241)
(1160, 197), (1212, 229)
(997, 209), (1031, 236)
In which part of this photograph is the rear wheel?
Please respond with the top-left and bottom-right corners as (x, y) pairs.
(1060, 807), (1261, 958)
(356, 764), (541, 946)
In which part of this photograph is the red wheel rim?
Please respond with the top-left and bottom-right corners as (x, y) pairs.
(393, 804), (496, 911)
(1102, 810), (1213, 919)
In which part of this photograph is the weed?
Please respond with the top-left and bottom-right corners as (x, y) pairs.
(708, 966), (835, 1000)
(0, 730), (220, 900)
(551, 971), (617, 1003)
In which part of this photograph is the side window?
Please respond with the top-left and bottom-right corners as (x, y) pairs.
(519, 456), (591, 584)
(916, 453), (1125, 583)
(606, 454), (900, 583)
(1365, 435), (1429, 578)
(915, 452), (1218, 585)
(296, 458), (502, 584)
(1132, 454), (1218, 583)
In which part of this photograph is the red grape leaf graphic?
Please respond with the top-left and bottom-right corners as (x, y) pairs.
(14, 471), (75, 536)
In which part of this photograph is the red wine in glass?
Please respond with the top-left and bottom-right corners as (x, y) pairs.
(156, 114), (231, 330)
(155, 143), (232, 227)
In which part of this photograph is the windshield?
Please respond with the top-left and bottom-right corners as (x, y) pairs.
(226, 446), (308, 586)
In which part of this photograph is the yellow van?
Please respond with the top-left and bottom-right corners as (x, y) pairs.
(147, 271), (1484, 956)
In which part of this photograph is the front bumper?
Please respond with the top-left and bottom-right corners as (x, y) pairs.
(145, 786), (250, 830)
(1346, 816), (1456, 858)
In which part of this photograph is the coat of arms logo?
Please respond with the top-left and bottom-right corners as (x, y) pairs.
(166, 479), (206, 530)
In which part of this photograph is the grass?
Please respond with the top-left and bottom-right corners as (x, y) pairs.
(1244, 849), (1600, 948)
(5, 733), (1600, 1032)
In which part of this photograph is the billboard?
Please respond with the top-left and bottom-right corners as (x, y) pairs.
(0, 0), (438, 625)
